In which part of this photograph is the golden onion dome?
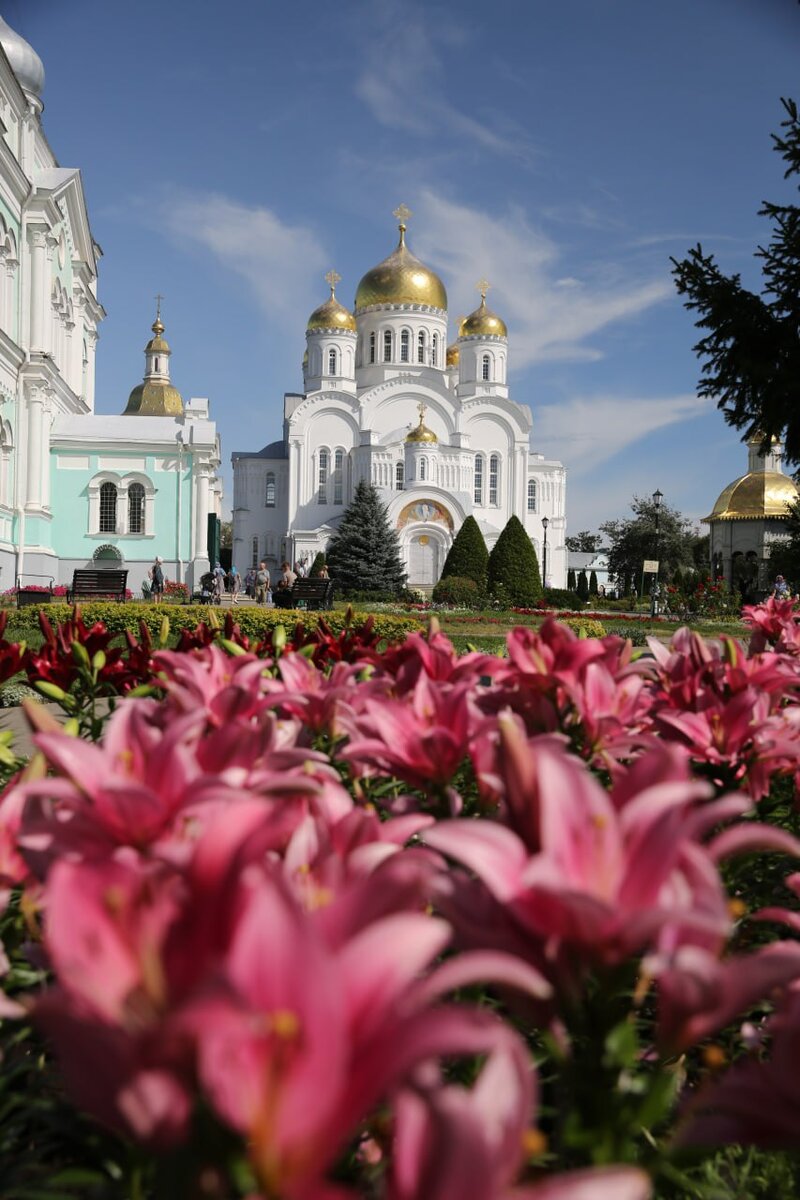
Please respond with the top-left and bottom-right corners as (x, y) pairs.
(405, 402), (438, 444)
(355, 219), (447, 312)
(460, 290), (507, 339)
(307, 271), (356, 332)
(704, 471), (799, 521)
(446, 341), (460, 367)
(144, 316), (170, 355)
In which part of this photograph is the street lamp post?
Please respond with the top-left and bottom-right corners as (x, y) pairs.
(650, 489), (663, 617)
(542, 516), (549, 591)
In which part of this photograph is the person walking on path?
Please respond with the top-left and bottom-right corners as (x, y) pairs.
(229, 564), (241, 604)
(255, 561), (270, 605)
(772, 574), (792, 600)
(212, 561), (225, 603)
(150, 556), (165, 601)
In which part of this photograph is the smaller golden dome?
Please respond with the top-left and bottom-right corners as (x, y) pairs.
(307, 271), (356, 332)
(145, 315), (170, 355)
(460, 292), (507, 339)
(446, 342), (459, 367)
(406, 401), (438, 444)
(705, 471), (799, 521)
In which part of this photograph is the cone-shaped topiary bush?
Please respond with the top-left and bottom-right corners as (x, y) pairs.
(487, 515), (542, 606)
(309, 552), (327, 578)
(567, 567), (576, 590)
(589, 569), (598, 596)
(576, 570), (589, 601)
(440, 516), (488, 590)
(326, 481), (407, 596)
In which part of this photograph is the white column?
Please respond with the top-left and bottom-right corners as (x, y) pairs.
(28, 229), (47, 349)
(288, 438), (302, 529)
(194, 462), (210, 558)
(85, 329), (98, 410)
(26, 389), (44, 508)
(40, 400), (52, 510)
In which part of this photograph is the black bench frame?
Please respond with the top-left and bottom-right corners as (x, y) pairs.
(67, 568), (129, 604)
(274, 577), (334, 610)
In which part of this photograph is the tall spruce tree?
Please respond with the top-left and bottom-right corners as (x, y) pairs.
(487, 515), (542, 606)
(672, 100), (800, 461)
(440, 515), (489, 587)
(326, 481), (407, 595)
(567, 567), (576, 591)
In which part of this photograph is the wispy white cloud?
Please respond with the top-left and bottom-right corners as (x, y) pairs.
(156, 191), (329, 330)
(354, 0), (537, 164)
(413, 191), (671, 365)
(535, 393), (708, 471)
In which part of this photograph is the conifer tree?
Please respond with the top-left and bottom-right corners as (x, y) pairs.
(577, 570), (589, 602)
(589, 570), (598, 596)
(567, 567), (576, 591)
(326, 481), (407, 595)
(440, 516), (489, 587)
(487, 515), (542, 606)
(309, 552), (326, 577)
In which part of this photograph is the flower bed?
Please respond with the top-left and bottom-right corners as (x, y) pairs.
(0, 599), (800, 1194)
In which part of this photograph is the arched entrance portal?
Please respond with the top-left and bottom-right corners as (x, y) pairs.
(409, 533), (438, 587)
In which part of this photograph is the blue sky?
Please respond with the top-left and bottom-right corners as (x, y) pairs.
(11, 0), (800, 532)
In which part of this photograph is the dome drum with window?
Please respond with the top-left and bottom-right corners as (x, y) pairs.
(305, 271), (357, 385)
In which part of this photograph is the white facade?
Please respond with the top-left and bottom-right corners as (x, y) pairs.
(0, 18), (221, 593)
(232, 223), (566, 587)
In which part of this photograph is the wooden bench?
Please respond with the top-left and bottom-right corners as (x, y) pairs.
(274, 577), (334, 610)
(67, 568), (129, 603)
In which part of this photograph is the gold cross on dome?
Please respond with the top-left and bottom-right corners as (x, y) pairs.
(417, 400), (426, 423)
(324, 269), (341, 294)
(476, 278), (491, 299)
(154, 293), (164, 319)
(393, 203), (413, 226)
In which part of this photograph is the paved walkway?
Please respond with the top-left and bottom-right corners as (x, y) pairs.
(0, 700), (67, 759)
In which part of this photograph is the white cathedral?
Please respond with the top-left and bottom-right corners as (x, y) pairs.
(232, 209), (566, 589)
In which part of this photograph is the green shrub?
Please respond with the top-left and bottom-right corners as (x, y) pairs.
(309, 552), (327, 578)
(576, 570), (589, 602)
(4, 603), (423, 647)
(567, 567), (576, 590)
(431, 576), (482, 607)
(488, 516), (542, 607)
(589, 570), (598, 596)
(440, 516), (488, 588)
(542, 587), (579, 610)
(607, 623), (648, 645)
(558, 616), (606, 638)
(0, 681), (43, 707)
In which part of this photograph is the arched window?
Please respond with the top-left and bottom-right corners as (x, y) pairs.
(527, 480), (537, 512)
(417, 331), (425, 364)
(328, 348), (338, 375)
(431, 333), (438, 366)
(489, 454), (499, 505)
(482, 354), (491, 381)
(419, 457), (426, 481)
(333, 449), (344, 505)
(396, 460), (404, 490)
(474, 455), (484, 505)
(317, 449), (328, 504)
(265, 472), (276, 507)
(369, 332), (376, 364)
(383, 330), (392, 362)
(128, 482), (145, 534)
(99, 481), (117, 534)
(400, 329), (410, 363)
(154, 357), (160, 373)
